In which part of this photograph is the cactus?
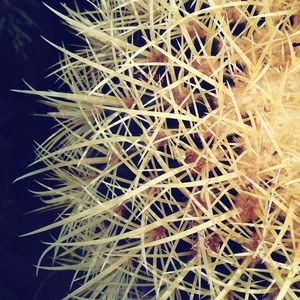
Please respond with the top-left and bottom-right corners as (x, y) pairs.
(17, 0), (300, 299)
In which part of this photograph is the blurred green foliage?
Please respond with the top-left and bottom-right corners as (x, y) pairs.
(0, 0), (37, 59)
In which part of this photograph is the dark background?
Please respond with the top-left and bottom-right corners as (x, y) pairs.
(0, 1), (85, 299)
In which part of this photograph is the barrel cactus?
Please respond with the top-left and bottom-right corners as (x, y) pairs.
(18, 0), (300, 299)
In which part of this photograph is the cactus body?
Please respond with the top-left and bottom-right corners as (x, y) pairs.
(20, 1), (300, 299)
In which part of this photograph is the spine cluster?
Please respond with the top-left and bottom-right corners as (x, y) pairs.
(20, 1), (300, 299)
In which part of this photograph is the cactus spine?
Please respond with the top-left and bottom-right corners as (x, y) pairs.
(18, 1), (300, 299)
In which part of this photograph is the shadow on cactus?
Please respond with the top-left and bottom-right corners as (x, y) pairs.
(16, 1), (300, 299)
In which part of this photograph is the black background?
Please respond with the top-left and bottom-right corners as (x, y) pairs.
(0, 1), (87, 299)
